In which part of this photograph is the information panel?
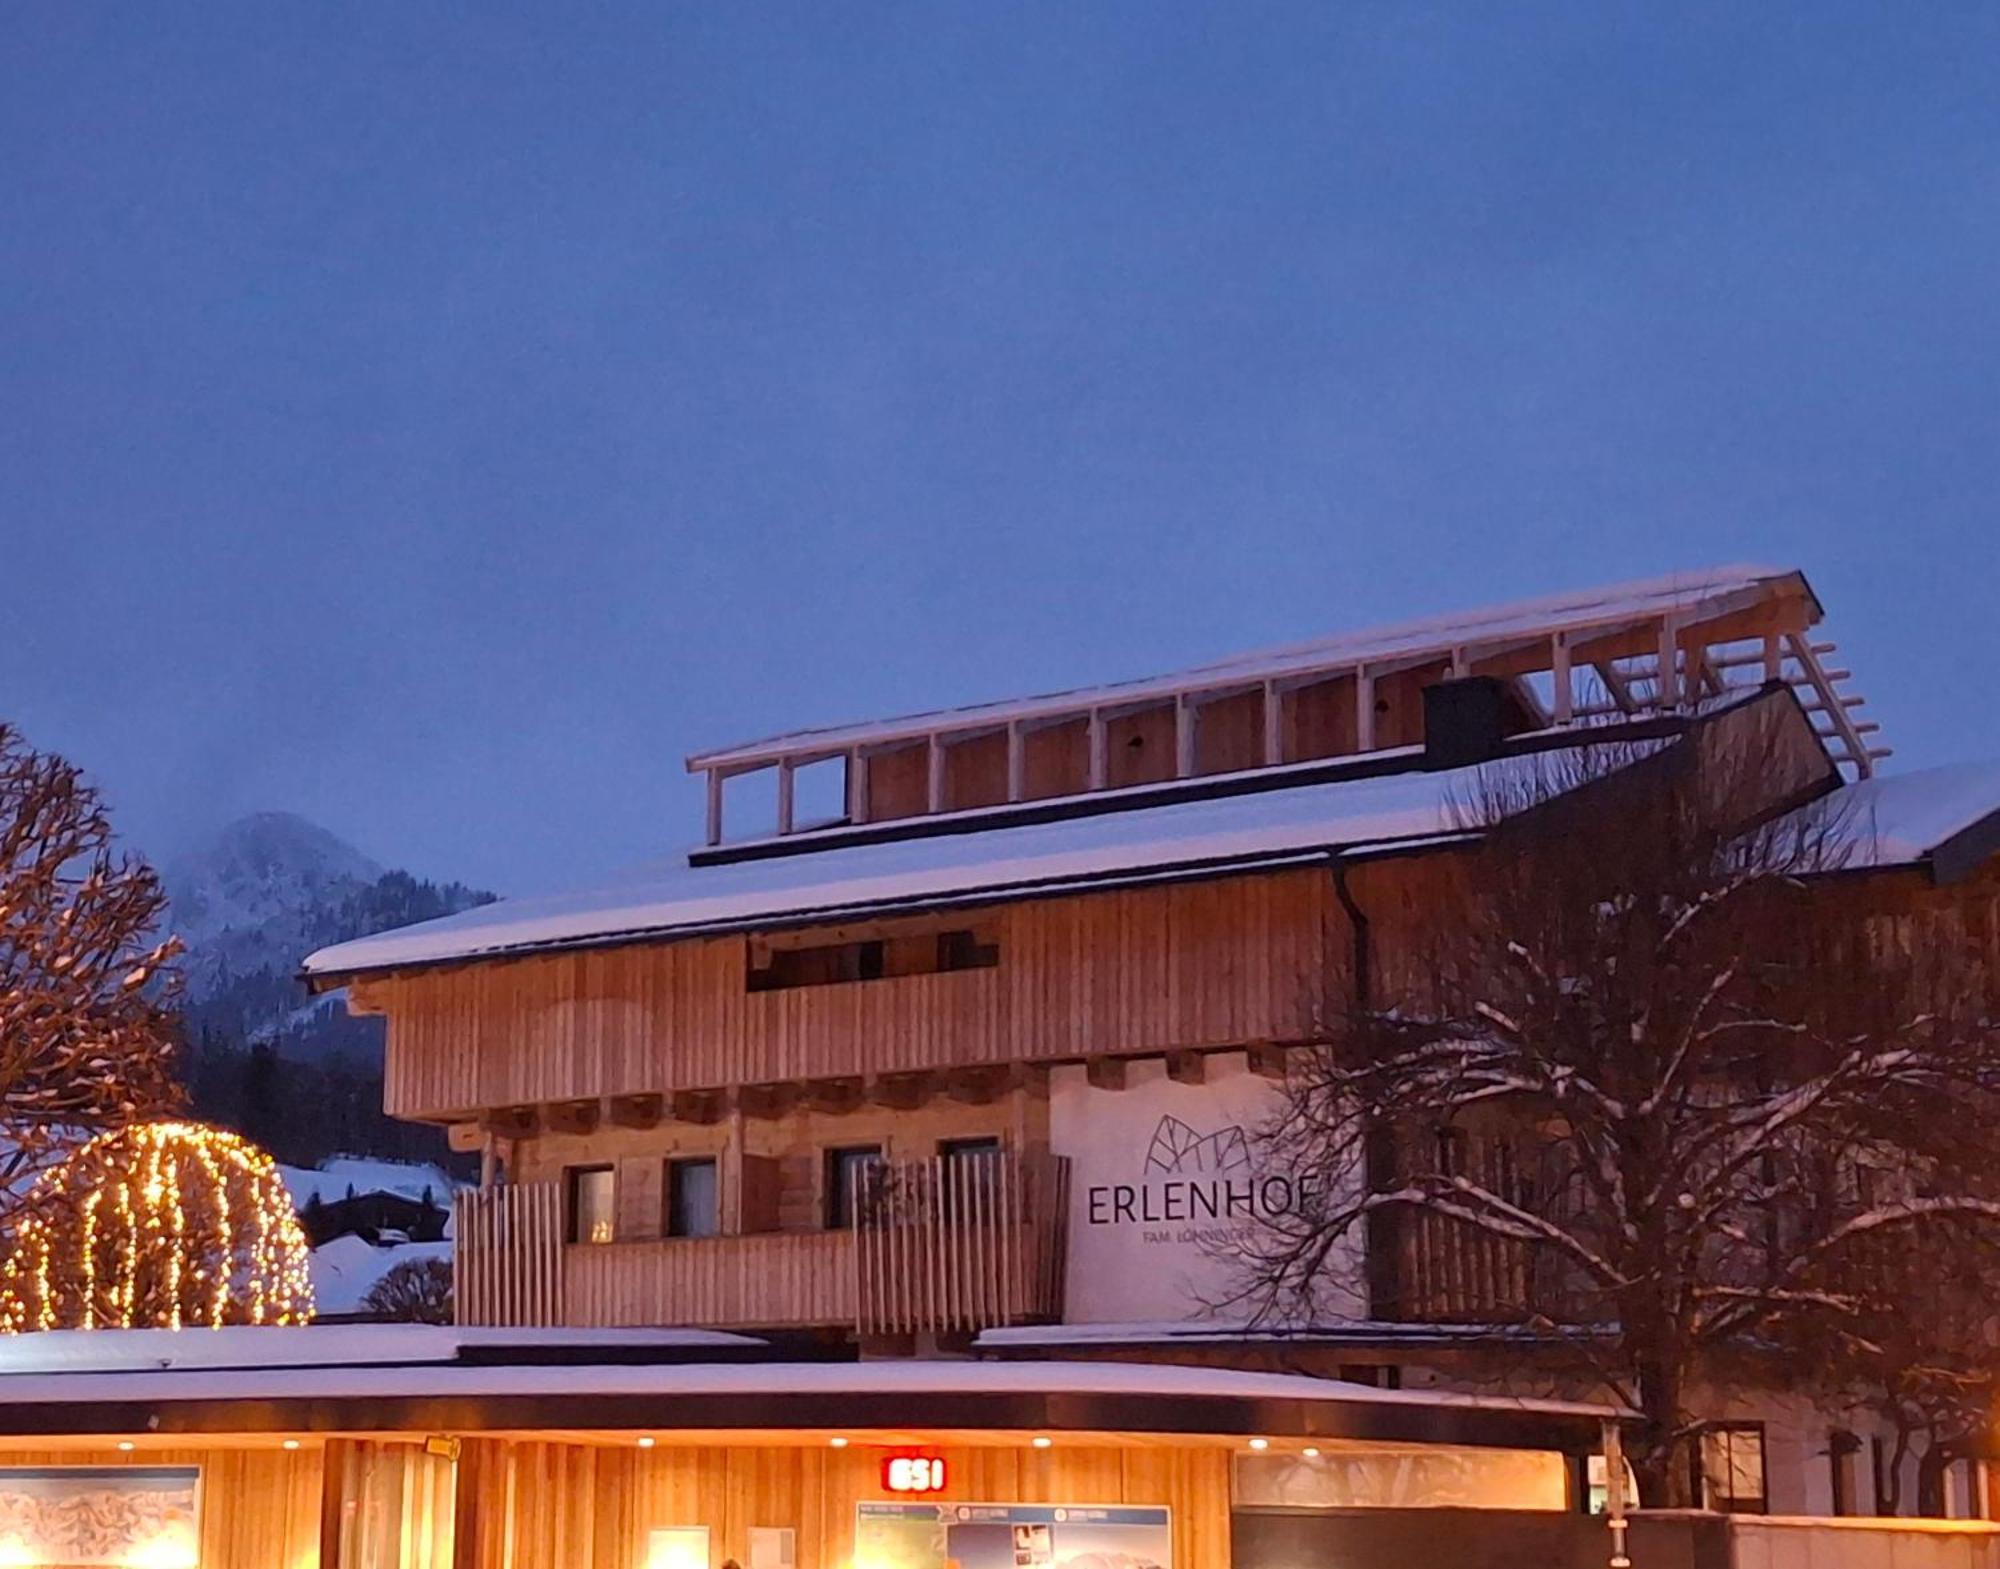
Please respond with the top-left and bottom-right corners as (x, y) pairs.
(0, 1466), (201, 1567)
(856, 1502), (1171, 1569)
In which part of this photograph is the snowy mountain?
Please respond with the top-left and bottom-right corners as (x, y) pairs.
(165, 812), (493, 1064)
(163, 813), (492, 1167)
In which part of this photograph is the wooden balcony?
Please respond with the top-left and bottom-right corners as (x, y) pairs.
(452, 1151), (1069, 1336)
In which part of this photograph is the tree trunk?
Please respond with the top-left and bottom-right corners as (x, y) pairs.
(1631, 1351), (1697, 1508)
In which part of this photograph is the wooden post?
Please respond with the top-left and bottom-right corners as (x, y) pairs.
(1175, 694), (1197, 778)
(1355, 669), (1376, 751)
(1088, 709), (1107, 789)
(1603, 1418), (1632, 1568)
(1552, 633), (1574, 725)
(776, 760), (795, 835)
(1657, 618), (1680, 709)
(847, 750), (870, 825)
(1262, 680), (1283, 765)
(1006, 722), (1026, 802)
(927, 735), (946, 814)
(1763, 632), (1783, 684)
(704, 769), (723, 847)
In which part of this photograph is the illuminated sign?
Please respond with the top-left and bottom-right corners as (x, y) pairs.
(882, 1455), (948, 1493)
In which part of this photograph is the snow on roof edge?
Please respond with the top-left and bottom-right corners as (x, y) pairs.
(689, 564), (1806, 767)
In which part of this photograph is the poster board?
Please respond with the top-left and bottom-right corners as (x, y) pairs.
(0, 1465), (201, 1567)
(855, 1502), (1171, 1569)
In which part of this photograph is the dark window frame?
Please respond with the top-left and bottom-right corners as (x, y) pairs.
(1693, 1422), (1769, 1514)
(664, 1155), (721, 1240)
(823, 1144), (886, 1230)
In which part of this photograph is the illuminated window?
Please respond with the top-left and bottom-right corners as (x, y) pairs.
(1697, 1424), (1767, 1514)
(567, 1166), (615, 1245)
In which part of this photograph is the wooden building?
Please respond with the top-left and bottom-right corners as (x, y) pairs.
(294, 565), (2000, 1532)
(0, 1325), (1636, 1569)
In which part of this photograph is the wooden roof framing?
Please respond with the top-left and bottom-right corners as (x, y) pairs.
(688, 566), (1885, 846)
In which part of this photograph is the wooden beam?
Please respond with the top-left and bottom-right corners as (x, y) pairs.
(734, 1083), (798, 1121)
(1247, 1043), (1293, 1081)
(1594, 661), (1637, 715)
(945, 1066), (1009, 1105)
(607, 1093), (663, 1130)
(846, 749), (870, 825)
(1175, 694), (1197, 779)
(1656, 618), (1680, 709)
(1085, 1055), (1126, 1091)
(670, 1088), (728, 1125)
(1763, 632), (1784, 683)
(480, 1105), (539, 1139)
(776, 759), (795, 835)
(1087, 709), (1107, 789)
(865, 1072), (934, 1111)
(805, 1077), (865, 1115)
(446, 1122), (484, 1154)
(1551, 633), (1574, 725)
(545, 1098), (601, 1135)
(926, 735), (946, 814)
(1165, 1050), (1206, 1086)
(705, 768), (723, 847)
(1006, 722), (1025, 802)
(1262, 680), (1283, 765)
(1354, 669), (1376, 751)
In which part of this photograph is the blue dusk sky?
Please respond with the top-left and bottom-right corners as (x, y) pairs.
(4, 4), (1996, 892)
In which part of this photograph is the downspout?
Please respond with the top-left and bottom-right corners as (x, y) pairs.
(1332, 850), (1398, 1322)
(1330, 851), (1371, 1010)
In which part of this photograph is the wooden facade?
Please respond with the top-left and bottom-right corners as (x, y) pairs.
(454, 1437), (1231, 1569)
(357, 871), (1347, 1125)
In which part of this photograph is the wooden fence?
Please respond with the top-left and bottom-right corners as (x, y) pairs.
(853, 1150), (1070, 1336)
(453, 1152), (1069, 1336)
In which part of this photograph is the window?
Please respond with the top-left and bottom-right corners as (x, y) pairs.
(1828, 1430), (1860, 1517)
(747, 929), (998, 992)
(1696, 1424), (1767, 1514)
(666, 1157), (720, 1239)
(567, 1166), (615, 1245)
(824, 1145), (885, 1230)
(937, 1136), (1002, 1215)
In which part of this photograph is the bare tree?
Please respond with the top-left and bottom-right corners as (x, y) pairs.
(0, 724), (183, 1207)
(362, 1256), (454, 1324)
(1239, 700), (2000, 1506)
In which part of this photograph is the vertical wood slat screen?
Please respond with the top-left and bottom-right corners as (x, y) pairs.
(854, 1151), (1069, 1336)
(454, 1185), (564, 1327)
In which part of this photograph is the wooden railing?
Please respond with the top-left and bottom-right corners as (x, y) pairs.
(452, 1151), (1069, 1335)
(853, 1150), (1069, 1336)
(454, 1184), (564, 1328)
(564, 1230), (856, 1329)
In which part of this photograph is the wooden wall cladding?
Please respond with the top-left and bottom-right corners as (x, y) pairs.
(0, 1444), (324, 1569)
(375, 869), (1344, 1121)
(457, 1440), (1230, 1569)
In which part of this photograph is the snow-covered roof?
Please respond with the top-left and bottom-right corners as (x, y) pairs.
(1821, 762), (2000, 877)
(0, 1324), (761, 1377)
(281, 1158), (457, 1210)
(689, 564), (1813, 769)
(0, 1332), (1623, 1447)
(305, 760), (1491, 977)
(309, 1236), (453, 1317)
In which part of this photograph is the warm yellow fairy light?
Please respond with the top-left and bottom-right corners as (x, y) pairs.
(0, 1121), (314, 1333)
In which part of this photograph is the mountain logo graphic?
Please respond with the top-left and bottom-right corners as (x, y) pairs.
(1142, 1115), (1250, 1176)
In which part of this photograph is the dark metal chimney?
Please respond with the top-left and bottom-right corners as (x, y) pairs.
(1423, 677), (1511, 770)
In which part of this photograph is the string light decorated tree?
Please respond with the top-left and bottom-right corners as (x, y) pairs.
(0, 1122), (315, 1331)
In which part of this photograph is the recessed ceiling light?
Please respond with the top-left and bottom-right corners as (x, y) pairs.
(281, 1439), (302, 1452)
(829, 1437), (849, 1449)
(637, 1437), (656, 1449)
(1302, 1447), (1320, 1458)
(116, 1441), (136, 1452)
(1248, 1437), (1269, 1451)
(1031, 1436), (1053, 1449)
